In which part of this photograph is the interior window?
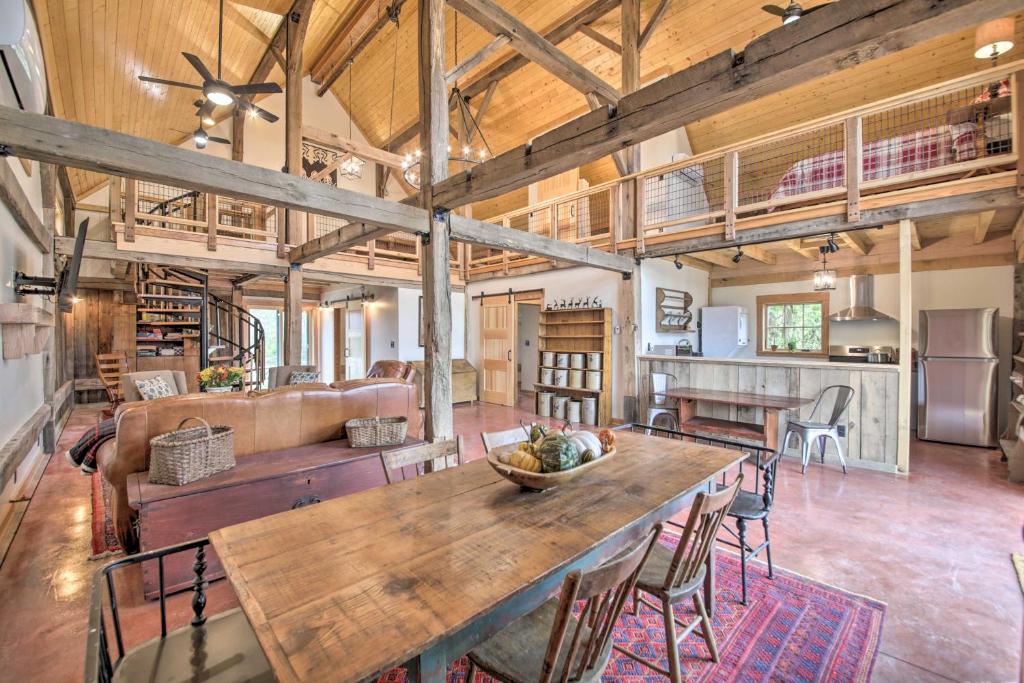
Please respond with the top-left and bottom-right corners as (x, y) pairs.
(757, 293), (829, 356)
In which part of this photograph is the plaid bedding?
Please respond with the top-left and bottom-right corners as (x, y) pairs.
(67, 418), (116, 474)
(770, 123), (977, 201)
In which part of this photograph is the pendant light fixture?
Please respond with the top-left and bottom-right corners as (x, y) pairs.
(402, 12), (492, 187)
(338, 62), (365, 181)
(813, 247), (837, 291)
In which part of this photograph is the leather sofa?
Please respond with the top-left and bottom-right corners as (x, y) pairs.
(98, 378), (421, 550)
(119, 370), (190, 402)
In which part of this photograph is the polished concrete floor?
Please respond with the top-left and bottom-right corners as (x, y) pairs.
(0, 399), (1021, 682)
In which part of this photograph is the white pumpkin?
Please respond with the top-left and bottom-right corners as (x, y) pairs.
(568, 431), (603, 458)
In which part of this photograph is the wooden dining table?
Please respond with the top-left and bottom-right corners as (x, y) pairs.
(209, 430), (745, 683)
(657, 387), (812, 451)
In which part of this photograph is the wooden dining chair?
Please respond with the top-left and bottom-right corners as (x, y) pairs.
(465, 523), (663, 683)
(378, 436), (465, 484)
(616, 476), (742, 683)
(94, 351), (130, 408)
(480, 425), (529, 453)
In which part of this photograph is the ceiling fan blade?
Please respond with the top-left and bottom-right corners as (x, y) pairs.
(251, 104), (279, 124)
(761, 4), (788, 16)
(140, 75), (202, 90)
(182, 52), (216, 83)
(802, 3), (827, 14)
(231, 82), (283, 96)
(209, 136), (231, 145)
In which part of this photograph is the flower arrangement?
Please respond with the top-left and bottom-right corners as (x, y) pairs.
(198, 366), (245, 389)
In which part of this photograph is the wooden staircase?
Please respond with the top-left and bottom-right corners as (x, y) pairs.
(137, 266), (266, 388)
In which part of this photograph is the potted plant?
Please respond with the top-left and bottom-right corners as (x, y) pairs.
(198, 366), (244, 393)
(786, 340), (798, 352)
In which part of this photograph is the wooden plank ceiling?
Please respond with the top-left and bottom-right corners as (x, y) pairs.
(31, 0), (1024, 219)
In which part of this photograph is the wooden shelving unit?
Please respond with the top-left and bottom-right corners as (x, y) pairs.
(136, 282), (201, 389)
(536, 308), (612, 426)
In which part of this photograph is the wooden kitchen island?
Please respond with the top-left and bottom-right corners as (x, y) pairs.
(640, 355), (900, 472)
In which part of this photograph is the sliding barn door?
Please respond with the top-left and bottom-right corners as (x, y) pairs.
(480, 295), (517, 406)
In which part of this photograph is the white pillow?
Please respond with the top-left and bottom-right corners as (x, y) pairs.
(289, 371), (321, 385)
(134, 376), (175, 401)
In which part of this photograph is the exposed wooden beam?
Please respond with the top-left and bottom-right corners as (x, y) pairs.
(621, 0), (641, 174)
(0, 158), (50, 252)
(290, 223), (394, 264)
(690, 250), (737, 268)
(897, 218), (912, 472)
(584, 94), (628, 176)
(642, 185), (1021, 258)
(638, 0), (671, 50)
(579, 24), (621, 54)
(303, 125), (407, 169)
(742, 244), (776, 265)
(384, 0), (620, 151)
(0, 105), (429, 236)
(909, 222), (922, 250)
(449, 0), (621, 104)
(310, 0), (376, 78)
(467, 80), (499, 146)
(431, 0), (1024, 209)
(446, 35), (512, 84)
(285, 3), (314, 246)
(785, 239), (817, 259)
(974, 209), (996, 244)
(316, 0), (406, 97)
(421, 0), (454, 442)
(283, 264), (303, 364)
(840, 230), (873, 256)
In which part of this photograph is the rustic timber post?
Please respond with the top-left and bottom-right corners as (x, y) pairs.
(724, 151), (738, 240)
(284, 4), (313, 246)
(231, 108), (245, 162)
(621, 0), (641, 174)
(123, 179), (136, 242)
(420, 0), (455, 443)
(897, 219), (913, 473)
(845, 116), (862, 222)
(39, 162), (57, 454)
(284, 263), (303, 365)
(1014, 71), (1024, 197)
(206, 194), (218, 251)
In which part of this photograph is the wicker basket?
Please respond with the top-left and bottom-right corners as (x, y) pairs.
(148, 417), (235, 486)
(346, 416), (408, 448)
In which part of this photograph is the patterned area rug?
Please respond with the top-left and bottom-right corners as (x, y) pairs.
(379, 544), (884, 683)
(90, 472), (122, 559)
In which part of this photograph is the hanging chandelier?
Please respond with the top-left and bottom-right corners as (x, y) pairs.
(339, 60), (365, 181)
(812, 247), (837, 291)
(402, 13), (492, 188)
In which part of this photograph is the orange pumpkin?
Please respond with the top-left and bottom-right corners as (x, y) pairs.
(598, 429), (616, 453)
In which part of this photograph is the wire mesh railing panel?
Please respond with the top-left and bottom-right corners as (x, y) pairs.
(739, 123), (845, 207)
(217, 198), (275, 240)
(861, 81), (1012, 183)
(135, 181), (205, 229)
(556, 188), (611, 242)
(642, 157), (723, 229)
(312, 214), (350, 239)
(374, 233), (418, 263)
(506, 208), (552, 261)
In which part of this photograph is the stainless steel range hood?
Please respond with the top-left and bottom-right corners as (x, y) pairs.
(830, 275), (893, 322)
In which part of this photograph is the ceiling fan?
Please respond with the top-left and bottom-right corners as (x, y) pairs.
(174, 112), (231, 150)
(193, 97), (278, 126)
(761, 1), (827, 24)
(139, 0), (281, 118)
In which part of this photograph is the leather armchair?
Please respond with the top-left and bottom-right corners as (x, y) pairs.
(99, 379), (421, 550)
(366, 360), (416, 382)
(267, 364), (317, 388)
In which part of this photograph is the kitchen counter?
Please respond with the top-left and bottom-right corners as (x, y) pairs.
(639, 354), (899, 372)
(639, 356), (900, 472)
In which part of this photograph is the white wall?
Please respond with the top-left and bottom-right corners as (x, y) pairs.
(319, 307), (335, 384)
(517, 303), (540, 390)
(396, 287), (466, 361)
(366, 286), (399, 362)
(711, 266), (1014, 428)
(640, 258), (709, 353)
(0, 157), (46, 450)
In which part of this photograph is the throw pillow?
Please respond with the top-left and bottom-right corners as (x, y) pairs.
(289, 371), (321, 385)
(134, 376), (176, 401)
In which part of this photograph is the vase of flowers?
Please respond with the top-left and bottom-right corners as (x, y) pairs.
(199, 366), (244, 393)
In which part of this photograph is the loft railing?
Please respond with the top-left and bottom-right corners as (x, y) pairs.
(475, 60), (1021, 275)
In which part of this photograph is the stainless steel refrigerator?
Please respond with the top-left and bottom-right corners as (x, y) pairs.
(918, 308), (999, 447)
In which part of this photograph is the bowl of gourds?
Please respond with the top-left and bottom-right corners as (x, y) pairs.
(487, 423), (617, 491)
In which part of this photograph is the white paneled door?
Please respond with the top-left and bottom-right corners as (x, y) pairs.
(480, 295), (517, 406)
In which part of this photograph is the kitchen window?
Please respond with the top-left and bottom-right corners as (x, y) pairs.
(756, 292), (829, 357)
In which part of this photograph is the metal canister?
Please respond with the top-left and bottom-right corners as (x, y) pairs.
(553, 368), (569, 387)
(537, 392), (554, 417)
(570, 353), (585, 369)
(540, 368), (554, 385)
(586, 353), (602, 370)
(555, 353), (570, 368)
(542, 352), (555, 367)
(569, 369), (584, 388)
(581, 397), (597, 425)
(586, 370), (602, 391)
(552, 396), (569, 420)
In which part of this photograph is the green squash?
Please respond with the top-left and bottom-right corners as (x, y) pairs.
(581, 449), (596, 464)
(529, 424), (547, 443)
(538, 434), (581, 473)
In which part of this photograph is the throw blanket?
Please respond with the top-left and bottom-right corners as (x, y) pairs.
(67, 418), (116, 474)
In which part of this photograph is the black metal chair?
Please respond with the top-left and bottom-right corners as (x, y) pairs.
(618, 423), (779, 606)
(86, 538), (273, 683)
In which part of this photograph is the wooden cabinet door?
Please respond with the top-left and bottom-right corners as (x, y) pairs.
(480, 295), (517, 406)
